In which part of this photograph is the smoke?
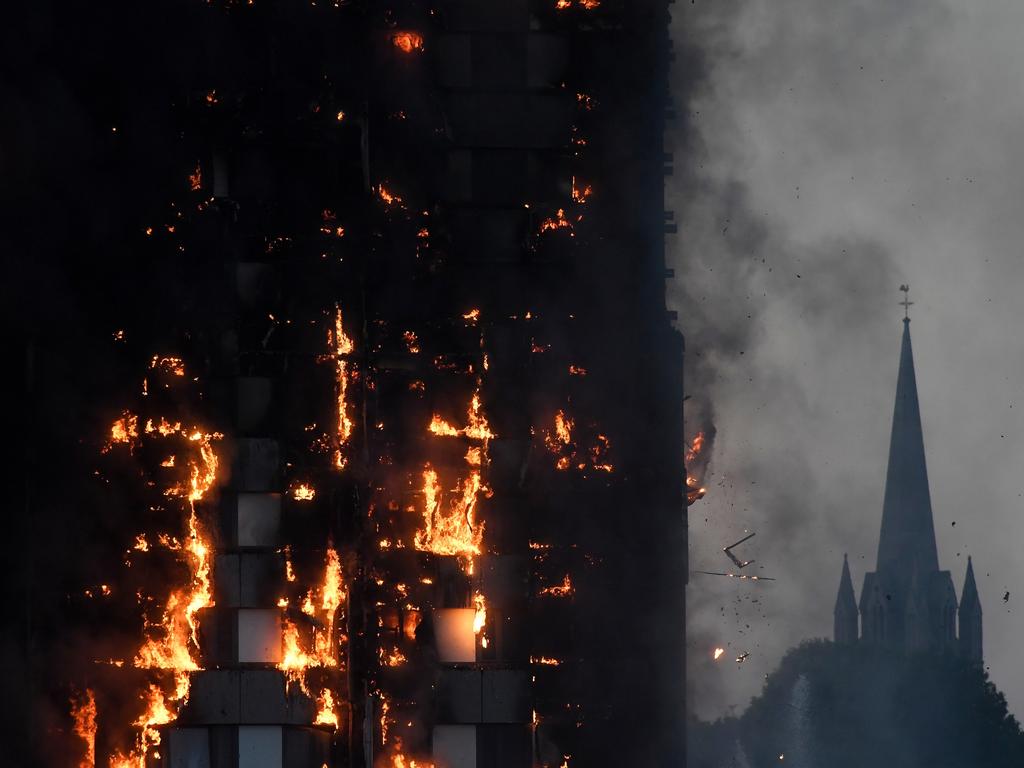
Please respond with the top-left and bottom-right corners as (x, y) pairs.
(667, 0), (918, 719)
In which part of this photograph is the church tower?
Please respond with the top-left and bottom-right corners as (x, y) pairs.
(834, 554), (859, 644)
(833, 292), (981, 660)
(959, 556), (983, 663)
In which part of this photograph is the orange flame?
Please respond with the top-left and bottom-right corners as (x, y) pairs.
(71, 688), (97, 768)
(330, 306), (356, 469)
(391, 31), (424, 54)
(315, 689), (339, 729)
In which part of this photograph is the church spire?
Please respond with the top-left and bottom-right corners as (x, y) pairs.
(959, 556), (983, 663)
(875, 301), (939, 581)
(834, 554), (859, 644)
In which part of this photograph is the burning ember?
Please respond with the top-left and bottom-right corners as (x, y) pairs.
(539, 575), (574, 598)
(713, 648), (725, 661)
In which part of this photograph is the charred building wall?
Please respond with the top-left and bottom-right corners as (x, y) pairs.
(7, 1), (684, 766)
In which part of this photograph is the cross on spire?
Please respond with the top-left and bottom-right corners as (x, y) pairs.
(899, 284), (914, 320)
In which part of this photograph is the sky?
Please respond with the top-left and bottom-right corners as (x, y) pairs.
(668, 0), (1024, 721)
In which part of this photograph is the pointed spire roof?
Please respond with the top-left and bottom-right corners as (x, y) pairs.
(876, 318), (940, 580)
(835, 554), (857, 615)
(960, 556), (981, 614)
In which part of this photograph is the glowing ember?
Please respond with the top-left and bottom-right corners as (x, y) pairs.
(713, 647), (725, 661)
(539, 575), (574, 598)
(530, 656), (562, 666)
(329, 306), (356, 469)
(391, 31), (424, 54)
(71, 688), (97, 768)
(189, 163), (202, 191)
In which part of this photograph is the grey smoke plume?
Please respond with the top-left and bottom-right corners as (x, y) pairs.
(669, 0), (1024, 721)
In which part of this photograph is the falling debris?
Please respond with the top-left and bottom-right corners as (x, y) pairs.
(724, 532), (757, 569)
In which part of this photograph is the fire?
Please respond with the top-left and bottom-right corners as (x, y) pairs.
(381, 647), (407, 667)
(134, 505), (211, 674)
(377, 184), (404, 206)
(330, 306), (356, 469)
(713, 647), (725, 661)
(539, 208), (573, 233)
(427, 391), (494, 443)
(292, 483), (316, 501)
(413, 466), (484, 558)
(71, 688), (97, 768)
(402, 330), (420, 354)
(189, 163), (202, 191)
(685, 431), (705, 464)
(539, 575), (574, 598)
(571, 176), (592, 204)
(315, 689), (339, 729)
(391, 31), (424, 54)
(109, 684), (175, 768)
(530, 656), (562, 666)
(473, 591), (487, 635)
(462, 308), (480, 324)
(106, 412), (138, 449)
(278, 545), (345, 691)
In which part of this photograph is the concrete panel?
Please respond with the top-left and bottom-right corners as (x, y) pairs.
(433, 725), (476, 768)
(215, 554), (241, 607)
(237, 609), (282, 664)
(166, 727), (211, 768)
(237, 493), (282, 548)
(187, 670), (241, 724)
(238, 726), (282, 768)
(237, 377), (274, 434)
(481, 669), (530, 723)
(282, 727), (333, 767)
(239, 552), (283, 607)
(437, 668), (482, 723)
(234, 439), (280, 492)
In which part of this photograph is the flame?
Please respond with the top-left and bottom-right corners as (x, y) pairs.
(377, 184), (404, 206)
(315, 689), (339, 729)
(278, 546), (345, 692)
(106, 412), (138, 450)
(713, 647), (725, 661)
(413, 467), (484, 558)
(539, 575), (573, 598)
(685, 431), (705, 464)
(473, 591), (487, 635)
(530, 656), (562, 666)
(71, 688), (97, 768)
(109, 684), (175, 768)
(571, 176), (593, 204)
(539, 208), (573, 233)
(330, 306), (356, 469)
(292, 483), (316, 501)
(402, 331), (420, 354)
(189, 163), (202, 191)
(391, 31), (424, 53)
(380, 694), (390, 746)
